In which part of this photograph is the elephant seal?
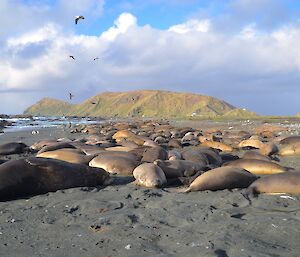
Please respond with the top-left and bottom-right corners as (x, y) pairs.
(37, 149), (94, 164)
(37, 142), (77, 154)
(181, 149), (210, 166)
(238, 139), (264, 149)
(280, 136), (300, 145)
(259, 142), (278, 156)
(30, 139), (58, 151)
(223, 159), (290, 175)
(141, 146), (168, 163)
(0, 157), (110, 201)
(242, 151), (271, 162)
(246, 171), (300, 195)
(0, 142), (28, 155)
(201, 141), (233, 152)
(133, 163), (167, 188)
(167, 149), (182, 160)
(278, 142), (300, 156)
(184, 167), (257, 192)
(89, 155), (139, 175)
(154, 159), (207, 178)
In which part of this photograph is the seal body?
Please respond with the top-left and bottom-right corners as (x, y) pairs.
(0, 142), (28, 155)
(133, 163), (166, 188)
(0, 157), (110, 201)
(186, 167), (257, 192)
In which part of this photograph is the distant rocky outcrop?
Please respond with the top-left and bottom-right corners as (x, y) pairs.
(24, 90), (242, 118)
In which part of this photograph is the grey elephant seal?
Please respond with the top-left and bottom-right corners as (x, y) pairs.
(133, 163), (167, 188)
(184, 167), (257, 192)
(0, 157), (110, 201)
(0, 142), (28, 155)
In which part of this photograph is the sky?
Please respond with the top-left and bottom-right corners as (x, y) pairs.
(0, 0), (300, 115)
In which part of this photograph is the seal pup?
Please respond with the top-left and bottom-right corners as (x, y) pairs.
(0, 157), (110, 201)
(184, 167), (257, 192)
(133, 163), (167, 188)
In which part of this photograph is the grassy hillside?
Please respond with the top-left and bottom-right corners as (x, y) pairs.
(24, 97), (73, 116)
(24, 90), (238, 118)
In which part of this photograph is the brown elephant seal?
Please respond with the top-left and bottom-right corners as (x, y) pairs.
(201, 141), (233, 152)
(133, 163), (167, 188)
(184, 167), (257, 192)
(246, 171), (300, 195)
(259, 142), (278, 156)
(37, 149), (94, 164)
(0, 157), (110, 201)
(242, 151), (271, 162)
(141, 146), (168, 163)
(0, 142), (29, 155)
(154, 159), (207, 178)
(238, 139), (264, 149)
(89, 155), (139, 175)
(223, 159), (290, 175)
(37, 142), (77, 154)
(279, 136), (300, 145)
(278, 142), (300, 156)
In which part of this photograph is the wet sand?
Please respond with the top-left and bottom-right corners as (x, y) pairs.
(0, 121), (300, 257)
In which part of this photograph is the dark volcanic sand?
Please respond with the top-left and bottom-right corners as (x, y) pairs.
(0, 121), (300, 257)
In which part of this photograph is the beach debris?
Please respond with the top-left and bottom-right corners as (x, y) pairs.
(75, 15), (85, 24)
(280, 195), (296, 200)
(125, 244), (132, 250)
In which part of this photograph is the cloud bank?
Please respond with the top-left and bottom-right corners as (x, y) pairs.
(0, 0), (299, 115)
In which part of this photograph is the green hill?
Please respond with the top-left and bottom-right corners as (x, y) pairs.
(223, 108), (258, 119)
(24, 90), (238, 118)
(24, 97), (73, 116)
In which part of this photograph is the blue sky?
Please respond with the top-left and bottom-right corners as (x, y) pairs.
(0, 0), (300, 115)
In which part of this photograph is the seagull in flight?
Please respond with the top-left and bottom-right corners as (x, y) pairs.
(75, 15), (85, 24)
(69, 92), (74, 100)
(93, 57), (99, 61)
(69, 55), (75, 60)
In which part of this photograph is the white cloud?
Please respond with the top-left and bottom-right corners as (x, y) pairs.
(168, 19), (210, 34)
(101, 12), (137, 41)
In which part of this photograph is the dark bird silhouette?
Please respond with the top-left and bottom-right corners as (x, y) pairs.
(93, 57), (99, 61)
(91, 101), (97, 105)
(69, 92), (74, 100)
(69, 55), (75, 60)
(75, 15), (85, 24)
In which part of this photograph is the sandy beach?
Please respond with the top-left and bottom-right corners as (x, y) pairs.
(0, 120), (300, 257)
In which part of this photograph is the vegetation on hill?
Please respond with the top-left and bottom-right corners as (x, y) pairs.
(24, 90), (240, 118)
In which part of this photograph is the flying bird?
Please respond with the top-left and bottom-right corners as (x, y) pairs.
(75, 15), (85, 24)
(69, 92), (74, 100)
(93, 57), (99, 61)
(91, 101), (97, 105)
(69, 55), (75, 60)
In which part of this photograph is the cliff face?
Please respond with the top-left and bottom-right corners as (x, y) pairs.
(24, 90), (238, 118)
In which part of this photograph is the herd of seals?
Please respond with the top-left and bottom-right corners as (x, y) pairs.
(0, 119), (300, 201)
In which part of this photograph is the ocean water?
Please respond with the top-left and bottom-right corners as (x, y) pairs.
(0, 116), (104, 132)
